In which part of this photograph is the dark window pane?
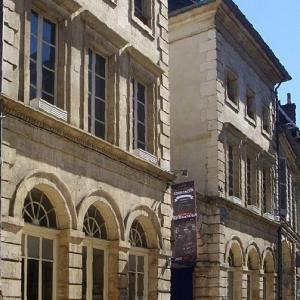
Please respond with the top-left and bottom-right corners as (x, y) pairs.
(95, 54), (106, 77)
(129, 272), (136, 300)
(137, 83), (145, 103)
(27, 259), (39, 300)
(135, 0), (143, 11)
(88, 71), (92, 93)
(28, 235), (40, 258)
(92, 248), (104, 300)
(82, 247), (87, 300)
(21, 259), (24, 299)
(95, 77), (105, 100)
(95, 121), (105, 139)
(30, 36), (37, 60)
(30, 60), (37, 87)
(42, 261), (53, 300)
(137, 104), (145, 124)
(42, 43), (55, 70)
(42, 238), (53, 260)
(137, 273), (144, 297)
(137, 141), (145, 150)
(95, 98), (105, 122)
(43, 18), (56, 45)
(88, 117), (91, 133)
(31, 11), (38, 35)
(88, 49), (93, 70)
(42, 68), (55, 95)
(88, 95), (92, 116)
(138, 123), (145, 143)
(30, 86), (37, 100)
(42, 92), (54, 105)
(137, 256), (144, 272)
(129, 255), (136, 272)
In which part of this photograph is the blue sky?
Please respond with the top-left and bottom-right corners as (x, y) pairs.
(233, 0), (300, 126)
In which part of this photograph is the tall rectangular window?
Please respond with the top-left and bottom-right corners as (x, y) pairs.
(30, 11), (56, 105)
(246, 157), (252, 205)
(133, 80), (147, 150)
(262, 168), (267, 213)
(228, 145), (234, 196)
(128, 254), (147, 300)
(227, 271), (234, 300)
(88, 50), (106, 139)
(134, 0), (150, 26)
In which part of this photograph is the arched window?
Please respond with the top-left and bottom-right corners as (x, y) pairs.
(128, 220), (148, 300)
(247, 251), (260, 300)
(82, 205), (108, 300)
(22, 188), (57, 300)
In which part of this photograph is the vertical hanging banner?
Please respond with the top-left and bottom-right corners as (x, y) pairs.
(172, 181), (197, 262)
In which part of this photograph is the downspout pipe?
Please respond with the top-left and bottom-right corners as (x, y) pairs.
(274, 81), (282, 300)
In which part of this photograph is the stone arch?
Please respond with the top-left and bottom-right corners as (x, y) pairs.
(245, 243), (261, 300)
(224, 236), (244, 267)
(77, 189), (124, 241)
(262, 248), (276, 300)
(11, 170), (76, 229)
(125, 205), (162, 249)
(262, 248), (276, 273)
(245, 243), (261, 270)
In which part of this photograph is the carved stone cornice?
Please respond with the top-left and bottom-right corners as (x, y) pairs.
(1, 94), (174, 183)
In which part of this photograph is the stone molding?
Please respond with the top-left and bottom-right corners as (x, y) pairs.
(1, 95), (174, 183)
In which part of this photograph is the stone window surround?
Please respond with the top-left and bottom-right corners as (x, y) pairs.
(82, 238), (109, 300)
(21, 0), (70, 112)
(225, 68), (239, 112)
(130, 0), (155, 38)
(128, 55), (158, 156)
(245, 87), (257, 127)
(128, 247), (149, 300)
(261, 104), (271, 138)
(82, 24), (119, 145)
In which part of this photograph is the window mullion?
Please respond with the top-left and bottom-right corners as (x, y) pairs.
(37, 15), (43, 99)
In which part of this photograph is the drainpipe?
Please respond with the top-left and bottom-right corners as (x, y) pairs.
(274, 81), (282, 300)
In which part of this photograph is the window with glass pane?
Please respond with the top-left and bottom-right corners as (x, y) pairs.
(22, 234), (55, 300)
(228, 145), (234, 196)
(134, 0), (150, 26)
(262, 168), (268, 213)
(133, 80), (147, 150)
(82, 207), (107, 300)
(129, 254), (146, 300)
(88, 49), (106, 139)
(30, 11), (56, 105)
(246, 157), (252, 205)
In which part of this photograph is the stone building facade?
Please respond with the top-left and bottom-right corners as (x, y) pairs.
(0, 0), (172, 299)
(169, 0), (298, 299)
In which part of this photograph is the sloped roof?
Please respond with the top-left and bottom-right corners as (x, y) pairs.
(169, 0), (291, 82)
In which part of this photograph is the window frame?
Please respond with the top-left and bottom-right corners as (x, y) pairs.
(132, 79), (148, 151)
(245, 88), (256, 125)
(226, 142), (241, 199)
(22, 224), (59, 300)
(87, 49), (108, 140)
(262, 106), (271, 135)
(128, 247), (149, 300)
(130, 0), (155, 37)
(30, 9), (58, 105)
(225, 69), (239, 110)
(82, 238), (109, 300)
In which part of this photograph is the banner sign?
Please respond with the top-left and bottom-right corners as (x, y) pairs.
(172, 181), (197, 262)
(174, 217), (197, 260)
(172, 181), (196, 220)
